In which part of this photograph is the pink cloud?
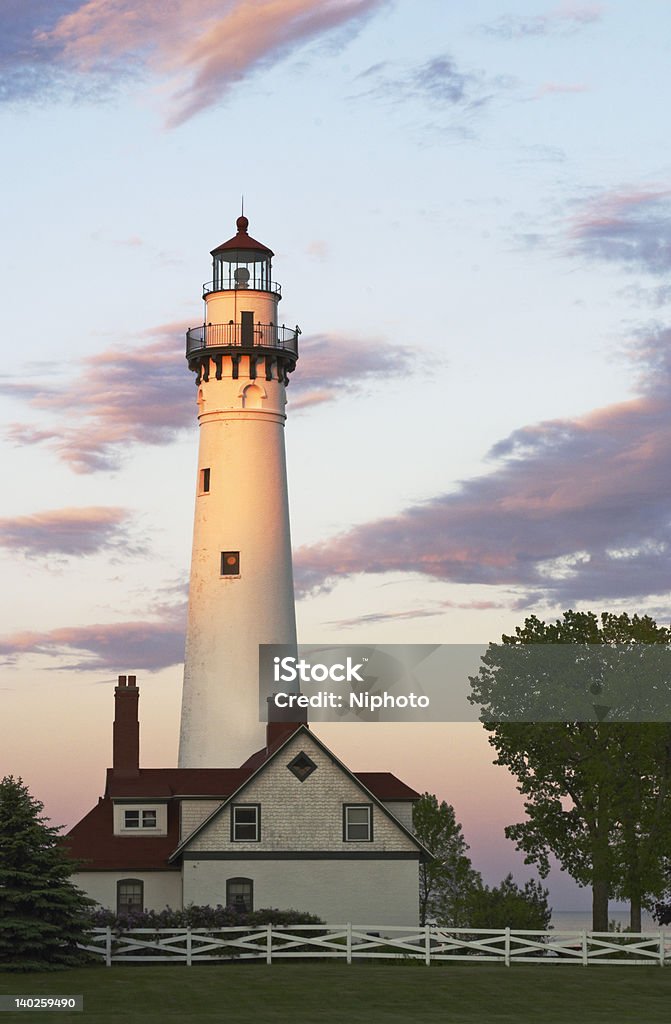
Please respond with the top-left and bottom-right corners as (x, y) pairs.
(294, 328), (671, 609)
(36, 0), (387, 125)
(0, 506), (138, 558)
(569, 188), (671, 274)
(0, 602), (187, 672)
(5, 328), (415, 470)
(290, 333), (419, 410)
(3, 322), (193, 472)
(535, 82), (589, 98)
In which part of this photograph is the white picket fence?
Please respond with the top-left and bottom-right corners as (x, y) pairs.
(81, 924), (671, 967)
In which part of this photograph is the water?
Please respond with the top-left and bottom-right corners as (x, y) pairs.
(551, 909), (667, 933)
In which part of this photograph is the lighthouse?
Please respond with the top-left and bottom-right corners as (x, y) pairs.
(178, 216), (301, 768)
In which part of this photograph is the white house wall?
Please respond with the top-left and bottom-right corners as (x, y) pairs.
(74, 871), (182, 913)
(182, 859), (419, 926)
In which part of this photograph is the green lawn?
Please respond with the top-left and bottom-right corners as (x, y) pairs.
(0, 963), (668, 1023)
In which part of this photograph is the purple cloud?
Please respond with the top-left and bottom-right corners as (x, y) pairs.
(330, 601), (506, 628)
(3, 322), (193, 472)
(294, 327), (671, 610)
(290, 333), (418, 410)
(4, 329), (416, 470)
(0, 601), (187, 672)
(570, 189), (671, 275)
(0, 507), (139, 557)
(356, 53), (503, 115)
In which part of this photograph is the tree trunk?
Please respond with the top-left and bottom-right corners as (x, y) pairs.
(592, 878), (609, 932)
(629, 895), (642, 933)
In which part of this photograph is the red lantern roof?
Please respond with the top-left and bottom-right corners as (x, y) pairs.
(210, 216), (274, 258)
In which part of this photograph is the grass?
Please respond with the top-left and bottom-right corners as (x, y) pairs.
(0, 962), (669, 1023)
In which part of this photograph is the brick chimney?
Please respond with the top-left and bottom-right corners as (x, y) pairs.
(113, 675), (139, 777)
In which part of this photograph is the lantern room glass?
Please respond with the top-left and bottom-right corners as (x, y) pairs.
(212, 249), (272, 292)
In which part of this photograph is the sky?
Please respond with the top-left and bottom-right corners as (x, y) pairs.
(2, 0), (671, 912)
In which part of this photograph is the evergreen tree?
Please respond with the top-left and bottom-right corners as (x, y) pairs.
(0, 776), (94, 971)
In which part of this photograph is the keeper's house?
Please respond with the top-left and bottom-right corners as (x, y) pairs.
(66, 677), (428, 925)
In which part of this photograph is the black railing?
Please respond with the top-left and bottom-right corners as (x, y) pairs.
(186, 322), (299, 358)
(203, 279), (282, 297)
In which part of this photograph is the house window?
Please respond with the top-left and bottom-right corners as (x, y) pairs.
(117, 878), (144, 916)
(199, 468), (211, 494)
(221, 551), (240, 576)
(231, 804), (260, 841)
(344, 804), (373, 842)
(123, 809), (157, 830)
(227, 877), (253, 913)
(287, 751), (317, 782)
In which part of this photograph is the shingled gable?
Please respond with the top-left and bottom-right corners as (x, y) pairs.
(169, 724), (430, 863)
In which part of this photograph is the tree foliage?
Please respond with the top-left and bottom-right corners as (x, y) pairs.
(413, 793), (481, 926)
(469, 611), (671, 932)
(0, 776), (95, 971)
(466, 874), (551, 931)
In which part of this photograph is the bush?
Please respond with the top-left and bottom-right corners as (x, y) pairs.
(86, 904), (323, 931)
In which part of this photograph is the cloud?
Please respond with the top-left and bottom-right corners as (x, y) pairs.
(5, 329), (416, 469)
(289, 333), (419, 410)
(0, 601), (187, 672)
(3, 322), (193, 472)
(356, 53), (505, 115)
(0, 507), (139, 558)
(569, 188), (671, 275)
(535, 82), (589, 98)
(480, 5), (603, 39)
(330, 601), (505, 628)
(294, 327), (671, 611)
(4, 0), (387, 124)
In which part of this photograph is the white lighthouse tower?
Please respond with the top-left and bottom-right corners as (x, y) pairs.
(178, 215), (300, 768)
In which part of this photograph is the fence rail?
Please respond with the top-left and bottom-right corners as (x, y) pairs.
(80, 925), (671, 967)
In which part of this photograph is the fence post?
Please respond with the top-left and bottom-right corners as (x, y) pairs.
(266, 923), (272, 965)
(504, 927), (510, 967)
(660, 932), (665, 968)
(346, 922), (352, 965)
(581, 931), (588, 966)
(105, 926), (112, 968)
(425, 925), (431, 966)
(186, 927), (192, 967)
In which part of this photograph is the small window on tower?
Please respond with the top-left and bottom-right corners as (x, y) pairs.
(199, 468), (211, 494)
(221, 551), (240, 576)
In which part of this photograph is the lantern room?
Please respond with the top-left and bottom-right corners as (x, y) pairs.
(207, 215), (279, 295)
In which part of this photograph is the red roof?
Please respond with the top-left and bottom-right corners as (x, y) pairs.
(65, 798), (180, 872)
(65, 736), (420, 871)
(104, 763), (419, 802)
(210, 216), (273, 258)
(355, 772), (420, 801)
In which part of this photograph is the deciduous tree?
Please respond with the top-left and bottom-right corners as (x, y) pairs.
(469, 611), (671, 932)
